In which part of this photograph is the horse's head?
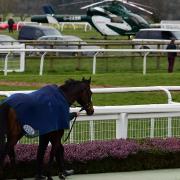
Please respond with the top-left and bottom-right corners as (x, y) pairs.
(60, 77), (94, 115)
(76, 77), (94, 115)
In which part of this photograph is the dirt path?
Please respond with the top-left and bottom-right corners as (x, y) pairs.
(0, 81), (113, 88)
(0, 81), (47, 88)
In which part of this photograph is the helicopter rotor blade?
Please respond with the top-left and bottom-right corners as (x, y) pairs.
(114, 0), (153, 14)
(115, 0), (153, 14)
(81, 0), (153, 14)
(81, 0), (113, 9)
(59, 0), (92, 7)
(128, 1), (157, 11)
(128, 2), (153, 14)
(128, 1), (155, 9)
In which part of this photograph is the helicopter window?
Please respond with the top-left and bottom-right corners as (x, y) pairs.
(129, 16), (139, 25)
(111, 16), (124, 23)
(130, 14), (148, 25)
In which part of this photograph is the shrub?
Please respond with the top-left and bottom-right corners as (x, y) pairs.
(3, 138), (180, 178)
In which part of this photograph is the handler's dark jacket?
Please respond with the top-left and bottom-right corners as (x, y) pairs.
(167, 43), (177, 58)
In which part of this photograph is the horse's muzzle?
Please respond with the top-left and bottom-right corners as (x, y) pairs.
(86, 106), (94, 115)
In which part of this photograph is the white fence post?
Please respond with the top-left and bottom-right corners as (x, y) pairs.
(69, 121), (74, 143)
(150, 118), (155, 138)
(116, 113), (128, 139)
(168, 117), (172, 137)
(85, 23), (92, 32)
(89, 121), (94, 141)
(39, 52), (47, 76)
(20, 44), (25, 71)
(0, 44), (25, 74)
(4, 52), (11, 76)
(93, 52), (99, 74)
(143, 52), (150, 75)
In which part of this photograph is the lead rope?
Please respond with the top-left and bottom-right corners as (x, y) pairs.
(63, 107), (84, 143)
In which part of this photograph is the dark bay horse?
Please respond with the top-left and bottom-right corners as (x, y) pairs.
(0, 77), (94, 180)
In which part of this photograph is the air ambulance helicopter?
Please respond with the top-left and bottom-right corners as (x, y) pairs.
(31, 0), (154, 36)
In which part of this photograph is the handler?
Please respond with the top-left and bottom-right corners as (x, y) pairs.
(166, 38), (177, 73)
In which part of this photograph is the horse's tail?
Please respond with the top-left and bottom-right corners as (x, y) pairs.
(0, 103), (8, 158)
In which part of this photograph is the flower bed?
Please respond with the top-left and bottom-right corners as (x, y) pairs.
(3, 138), (180, 178)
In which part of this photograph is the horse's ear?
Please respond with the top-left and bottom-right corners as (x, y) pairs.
(82, 77), (91, 84)
(88, 77), (91, 83)
(82, 77), (86, 81)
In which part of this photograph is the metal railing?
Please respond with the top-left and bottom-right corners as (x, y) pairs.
(1, 86), (180, 143)
(0, 48), (179, 75)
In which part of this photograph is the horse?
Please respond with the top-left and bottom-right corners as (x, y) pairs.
(0, 77), (94, 180)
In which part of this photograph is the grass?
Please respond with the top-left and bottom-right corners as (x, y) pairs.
(1, 27), (130, 40)
(1, 71), (180, 105)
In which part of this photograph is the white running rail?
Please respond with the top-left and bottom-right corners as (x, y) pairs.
(1, 86), (180, 143)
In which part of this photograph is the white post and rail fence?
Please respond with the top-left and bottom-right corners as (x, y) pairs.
(0, 48), (179, 76)
(1, 86), (180, 144)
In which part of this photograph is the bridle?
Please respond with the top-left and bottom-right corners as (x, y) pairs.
(82, 102), (93, 112)
(63, 101), (93, 142)
(63, 85), (93, 142)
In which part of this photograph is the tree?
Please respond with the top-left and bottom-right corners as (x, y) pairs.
(0, 0), (16, 20)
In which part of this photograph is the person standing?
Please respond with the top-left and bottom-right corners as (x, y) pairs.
(166, 38), (177, 73)
(8, 17), (15, 33)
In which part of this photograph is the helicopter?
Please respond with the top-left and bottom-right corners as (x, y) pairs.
(31, 0), (153, 36)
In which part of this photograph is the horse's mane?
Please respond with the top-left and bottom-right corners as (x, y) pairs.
(59, 79), (81, 91)
(59, 78), (90, 91)
(64, 79), (81, 86)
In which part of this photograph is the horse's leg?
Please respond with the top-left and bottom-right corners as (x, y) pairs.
(55, 131), (65, 174)
(46, 131), (64, 180)
(0, 103), (8, 179)
(7, 135), (23, 180)
(46, 144), (70, 180)
(8, 145), (23, 180)
(0, 132), (6, 178)
(0, 142), (8, 180)
(56, 144), (65, 172)
(6, 107), (23, 180)
(46, 142), (57, 180)
(35, 135), (49, 180)
(56, 144), (74, 179)
(55, 131), (74, 178)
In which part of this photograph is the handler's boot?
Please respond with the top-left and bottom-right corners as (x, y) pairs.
(63, 169), (74, 176)
(59, 169), (74, 179)
(47, 176), (54, 180)
(58, 173), (66, 180)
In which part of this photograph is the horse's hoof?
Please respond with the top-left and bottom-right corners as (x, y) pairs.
(47, 177), (53, 180)
(63, 169), (74, 176)
(58, 173), (66, 180)
(34, 174), (46, 180)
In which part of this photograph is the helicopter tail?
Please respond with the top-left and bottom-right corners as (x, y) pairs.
(42, 4), (55, 14)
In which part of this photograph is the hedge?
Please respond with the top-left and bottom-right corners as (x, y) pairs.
(3, 138), (180, 178)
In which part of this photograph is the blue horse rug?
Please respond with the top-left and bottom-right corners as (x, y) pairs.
(4, 85), (70, 135)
